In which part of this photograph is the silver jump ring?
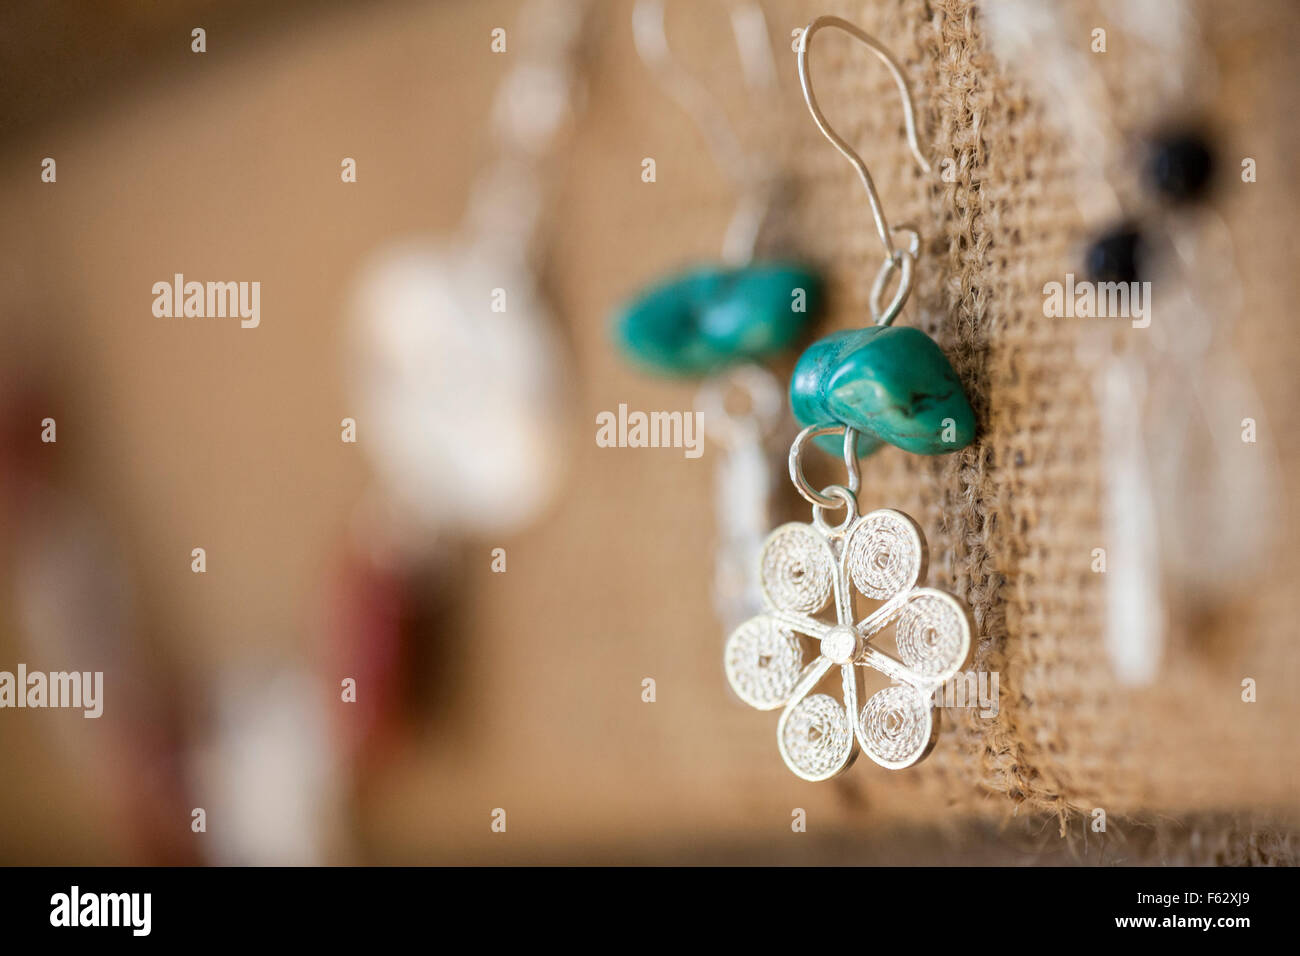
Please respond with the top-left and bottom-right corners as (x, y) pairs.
(696, 363), (785, 449)
(870, 227), (920, 326)
(811, 484), (859, 534)
(789, 423), (862, 508)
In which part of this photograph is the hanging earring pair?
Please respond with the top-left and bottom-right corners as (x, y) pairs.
(723, 17), (977, 781)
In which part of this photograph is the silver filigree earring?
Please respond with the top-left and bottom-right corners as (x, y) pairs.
(723, 17), (976, 781)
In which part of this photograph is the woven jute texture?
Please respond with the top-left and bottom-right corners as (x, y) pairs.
(761, 0), (1300, 838)
(2, 0), (1292, 864)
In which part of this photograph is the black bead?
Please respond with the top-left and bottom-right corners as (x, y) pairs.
(1085, 225), (1143, 284)
(1147, 130), (1215, 203)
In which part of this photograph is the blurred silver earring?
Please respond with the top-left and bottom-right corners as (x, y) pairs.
(348, 0), (592, 545)
(625, 0), (802, 632)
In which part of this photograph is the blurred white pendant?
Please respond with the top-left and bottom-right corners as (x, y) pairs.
(349, 239), (568, 536)
(697, 365), (784, 632)
(190, 669), (341, 866)
(344, 0), (584, 540)
(711, 435), (772, 631)
(1095, 357), (1165, 687)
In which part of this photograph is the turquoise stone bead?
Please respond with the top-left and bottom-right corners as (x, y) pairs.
(791, 326), (975, 456)
(613, 263), (822, 376)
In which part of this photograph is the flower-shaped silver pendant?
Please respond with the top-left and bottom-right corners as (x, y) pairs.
(724, 496), (973, 780)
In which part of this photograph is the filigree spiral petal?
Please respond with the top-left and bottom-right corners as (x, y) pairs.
(779, 693), (853, 780)
(760, 524), (833, 613)
(724, 617), (804, 710)
(846, 510), (923, 600)
(859, 685), (933, 768)
(895, 590), (970, 681)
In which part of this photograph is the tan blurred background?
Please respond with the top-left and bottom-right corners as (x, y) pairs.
(1, 0), (1297, 864)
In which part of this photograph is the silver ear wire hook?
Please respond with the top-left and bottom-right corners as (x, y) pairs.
(633, 0), (779, 266)
(797, 16), (931, 259)
(797, 16), (932, 325)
